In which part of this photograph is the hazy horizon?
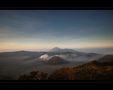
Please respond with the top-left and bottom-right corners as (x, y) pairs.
(0, 47), (113, 55)
(0, 10), (113, 52)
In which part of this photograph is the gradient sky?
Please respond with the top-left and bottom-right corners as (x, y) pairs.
(0, 10), (113, 51)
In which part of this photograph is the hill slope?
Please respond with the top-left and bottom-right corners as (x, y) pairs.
(44, 56), (69, 65)
(49, 55), (113, 80)
(19, 55), (113, 80)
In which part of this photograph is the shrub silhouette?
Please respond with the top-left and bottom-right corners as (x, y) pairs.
(18, 71), (48, 80)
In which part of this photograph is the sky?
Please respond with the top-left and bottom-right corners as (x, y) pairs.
(0, 10), (113, 52)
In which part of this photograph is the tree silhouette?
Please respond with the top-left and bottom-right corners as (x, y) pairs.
(18, 71), (48, 80)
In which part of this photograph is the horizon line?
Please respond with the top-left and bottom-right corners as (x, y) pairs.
(0, 47), (113, 53)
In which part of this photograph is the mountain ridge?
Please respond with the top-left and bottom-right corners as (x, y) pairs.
(49, 47), (80, 53)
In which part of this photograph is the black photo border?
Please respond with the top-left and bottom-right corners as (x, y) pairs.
(0, 0), (113, 88)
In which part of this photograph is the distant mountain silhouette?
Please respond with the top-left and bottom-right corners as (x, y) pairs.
(45, 56), (69, 65)
(95, 55), (113, 66)
(49, 47), (79, 53)
(50, 47), (61, 52)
